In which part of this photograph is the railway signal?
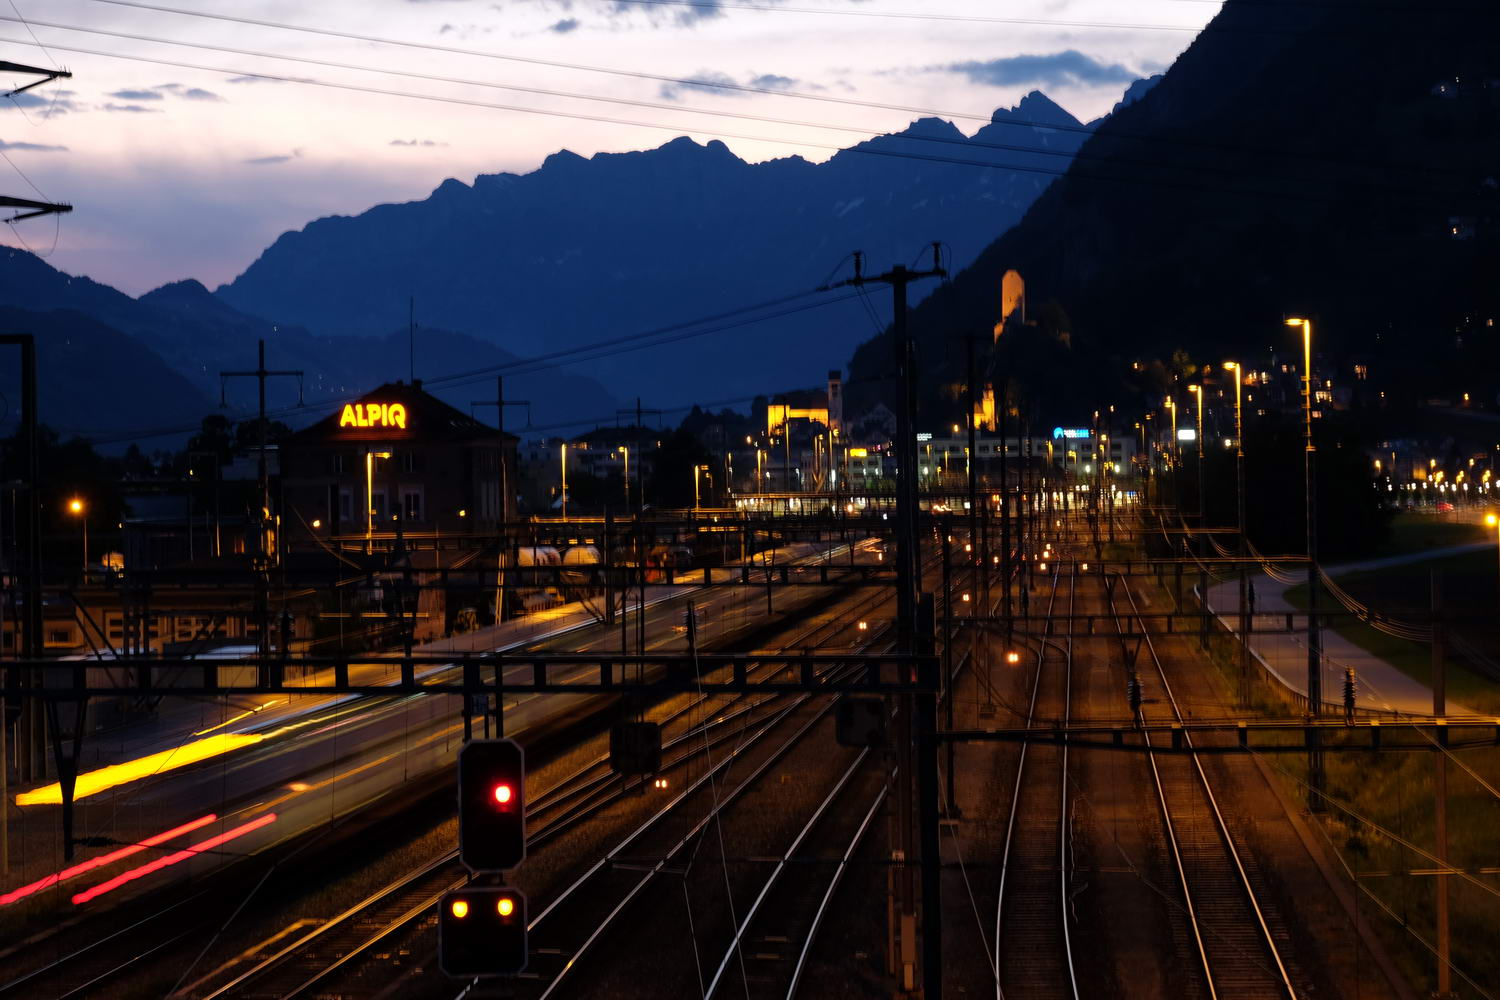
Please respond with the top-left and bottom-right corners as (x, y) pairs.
(458, 738), (526, 873)
(438, 887), (528, 977)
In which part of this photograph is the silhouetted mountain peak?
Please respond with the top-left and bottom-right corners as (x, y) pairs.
(898, 116), (967, 141)
(990, 91), (1081, 129)
(1111, 75), (1163, 115)
(141, 278), (212, 303)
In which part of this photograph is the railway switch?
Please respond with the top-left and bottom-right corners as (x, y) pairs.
(458, 738), (526, 873)
(438, 887), (528, 977)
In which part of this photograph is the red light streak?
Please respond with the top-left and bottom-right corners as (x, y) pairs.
(71, 813), (277, 905)
(0, 813), (218, 907)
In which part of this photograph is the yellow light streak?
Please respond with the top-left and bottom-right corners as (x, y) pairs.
(192, 699), (283, 737)
(16, 733), (266, 806)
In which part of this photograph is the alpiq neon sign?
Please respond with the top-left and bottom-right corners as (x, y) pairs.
(340, 402), (408, 430)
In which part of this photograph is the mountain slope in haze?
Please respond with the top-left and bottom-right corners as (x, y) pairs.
(0, 251), (621, 444)
(0, 303), (213, 443)
(853, 0), (1500, 422)
(216, 92), (1103, 406)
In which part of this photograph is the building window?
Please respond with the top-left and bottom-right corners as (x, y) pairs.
(402, 452), (417, 474)
(371, 491), (388, 521)
(339, 489), (353, 521)
(402, 489), (424, 522)
(49, 629), (71, 645)
(331, 452), (347, 475)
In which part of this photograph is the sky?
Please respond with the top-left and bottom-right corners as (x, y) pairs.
(0, 0), (1217, 296)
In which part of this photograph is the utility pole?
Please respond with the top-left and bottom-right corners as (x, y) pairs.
(1432, 572), (1454, 999)
(472, 378), (530, 622)
(827, 245), (945, 1000)
(0, 336), (39, 866)
(220, 341), (302, 678)
(1288, 317), (1324, 810)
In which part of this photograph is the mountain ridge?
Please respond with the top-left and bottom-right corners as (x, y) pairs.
(213, 90), (1113, 405)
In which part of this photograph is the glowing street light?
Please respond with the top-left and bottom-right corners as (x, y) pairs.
(69, 497), (88, 574)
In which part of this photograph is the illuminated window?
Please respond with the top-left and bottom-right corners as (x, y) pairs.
(1354, 365), (1368, 380)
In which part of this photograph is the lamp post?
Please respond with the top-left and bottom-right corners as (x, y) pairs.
(618, 446), (630, 511)
(1486, 513), (1500, 621)
(1286, 316), (1323, 808)
(1165, 395), (1180, 513)
(1188, 384), (1205, 522)
(560, 443), (569, 521)
(1224, 361), (1249, 703)
(69, 498), (88, 576)
(693, 464), (704, 510)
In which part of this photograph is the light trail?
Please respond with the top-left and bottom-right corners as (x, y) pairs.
(0, 813), (218, 906)
(15, 733), (266, 806)
(71, 813), (278, 905)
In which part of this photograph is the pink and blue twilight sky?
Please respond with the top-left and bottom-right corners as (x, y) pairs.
(0, 0), (1215, 295)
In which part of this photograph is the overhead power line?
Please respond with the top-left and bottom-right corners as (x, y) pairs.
(67, 285), (865, 444)
(50, 6), (1476, 178)
(571, 0), (1206, 31)
(0, 31), (1471, 208)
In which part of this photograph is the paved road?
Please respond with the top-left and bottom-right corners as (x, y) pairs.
(1204, 551), (1479, 717)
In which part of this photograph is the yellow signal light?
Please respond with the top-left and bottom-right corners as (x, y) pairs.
(451, 899), (470, 919)
(497, 897), (515, 917)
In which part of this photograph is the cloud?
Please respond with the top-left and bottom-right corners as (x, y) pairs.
(103, 83), (225, 104)
(945, 50), (1136, 88)
(226, 75), (279, 85)
(0, 139), (68, 152)
(99, 102), (163, 113)
(659, 68), (804, 100)
(748, 73), (798, 91)
(549, 17), (580, 32)
(244, 148), (304, 165)
(659, 71), (741, 100)
(389, 139), (449, 147)
(4, 89), (81, 113)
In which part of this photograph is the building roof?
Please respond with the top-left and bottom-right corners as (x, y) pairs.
(288, 381), (518, 445)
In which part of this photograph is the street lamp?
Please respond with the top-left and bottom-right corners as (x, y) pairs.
(617, 446), (630, 511)
(560, 443), (569, 521)
(1188, 384), (1205, 520)
(1222, 362), (1247, 545)
(1486, 514), (1500, 620)
(1286, 315), (1324, 805)
(69, 497), (88, 575)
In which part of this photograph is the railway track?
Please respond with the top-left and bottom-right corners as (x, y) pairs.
(515, 645), (889, 1000)
(993, 558), (1078, 1000)
(0, 547), (891, 1000)
(183, 583), (900, 1000)
(1110, 574), (1302, 1000)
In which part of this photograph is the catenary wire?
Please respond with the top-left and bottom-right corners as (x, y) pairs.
(0, 32), (1472, 210)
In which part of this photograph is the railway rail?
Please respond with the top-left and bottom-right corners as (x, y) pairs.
(993, 558), (1078, 1000)
(1110, 575), (1302, 1000)
(0, 544), (890, 1000)
(186, 581), (900, 1000)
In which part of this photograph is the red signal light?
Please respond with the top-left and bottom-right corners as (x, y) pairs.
(493, 783), (514, 806)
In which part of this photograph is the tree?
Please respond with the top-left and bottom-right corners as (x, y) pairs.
(647, 428), (712, 508)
